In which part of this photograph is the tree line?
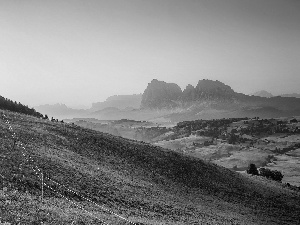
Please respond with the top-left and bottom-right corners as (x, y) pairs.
(0, 95), (43, 118)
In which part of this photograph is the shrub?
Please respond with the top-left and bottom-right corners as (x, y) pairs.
(247, 164), (259, 176)
(259, 168), (271, 178)
(259, 168), (283, 182)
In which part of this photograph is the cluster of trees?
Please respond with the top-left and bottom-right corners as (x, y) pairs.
(247, 164), (283, 182)
(0, 95), (43, 118)
(177, 118), (247, 132)
(147, 117), (299, 145)
(176, 118), (248, 138)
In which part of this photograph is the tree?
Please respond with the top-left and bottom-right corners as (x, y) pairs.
(259, 168), (272, 178)
(259, 168), (283, 182)
(247, 163), (259, 175)
(271, 170), (283, 182)
(228, 134), (238, 144)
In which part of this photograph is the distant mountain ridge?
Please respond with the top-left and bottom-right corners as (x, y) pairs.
(91, 94), (142, 111)
(280, 93), (300, 98)
(34, 94), (142, 119)
(34, 103), (86, 120)
(33, 79), (300, 121)
(251, 90), (273, 98)
(140, 79), (300, 121)
(251, 90), (300, 99)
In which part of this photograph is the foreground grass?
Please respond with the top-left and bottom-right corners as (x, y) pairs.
(0, 186), (101, 224)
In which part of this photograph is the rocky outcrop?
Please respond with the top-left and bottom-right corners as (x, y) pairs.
(193, 79), (235, 101)
(141, 79), (236, 109)
(182, 84), (196, 101)
(140, 79), (300, 121)
(141, 79), (182, 109)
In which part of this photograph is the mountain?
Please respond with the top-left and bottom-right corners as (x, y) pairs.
(251, 90), (273, 98)
(141, 79), (236, 110)
(34, 94), (142, 120)
(140, 79), (300, 121)
(90, 94), (142, 111)
(34, 103), (87, 120)
(182, 79), (235, 102)
(141, 79), (182, 109)
(1, 109), (300, 224)
(31, 80), (300, 122)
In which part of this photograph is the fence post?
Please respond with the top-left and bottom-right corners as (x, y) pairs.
(41, 171), (44, 202)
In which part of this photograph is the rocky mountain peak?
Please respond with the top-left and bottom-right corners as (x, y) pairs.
(180, 79), (235, 102)
(141, 79), (237, 109)
(196, 79), (233, 92)
(141, 79), (182, 109)
(182, 84), (196, 101)
(193, 79), (235, 100)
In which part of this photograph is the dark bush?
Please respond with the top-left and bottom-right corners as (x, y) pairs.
(259, 168), (283, 182)
(259, 168), (272, 179)
(247, 163), (259, 176)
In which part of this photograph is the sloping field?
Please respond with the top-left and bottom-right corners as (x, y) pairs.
(213, 148), (271, 170)
(1, 109), (300, 224)
(154, 136), (211, 151)
(155, 141), (272, 171)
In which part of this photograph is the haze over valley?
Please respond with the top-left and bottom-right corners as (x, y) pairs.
(35, 79), (300, 122)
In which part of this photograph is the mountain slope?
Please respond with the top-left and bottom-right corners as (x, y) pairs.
(0, 109), (300, 224)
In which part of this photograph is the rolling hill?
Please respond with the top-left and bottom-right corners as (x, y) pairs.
(0, 109), (300, 224)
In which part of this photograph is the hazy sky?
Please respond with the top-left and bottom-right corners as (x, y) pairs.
(1, 0), (299, 108)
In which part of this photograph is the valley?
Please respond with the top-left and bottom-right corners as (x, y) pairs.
(72, 116), (300, 187)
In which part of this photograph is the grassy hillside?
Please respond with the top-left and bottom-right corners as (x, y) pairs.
(0, 109), (300, 224)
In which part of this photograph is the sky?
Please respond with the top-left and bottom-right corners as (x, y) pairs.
(0, 0), (299, 108)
